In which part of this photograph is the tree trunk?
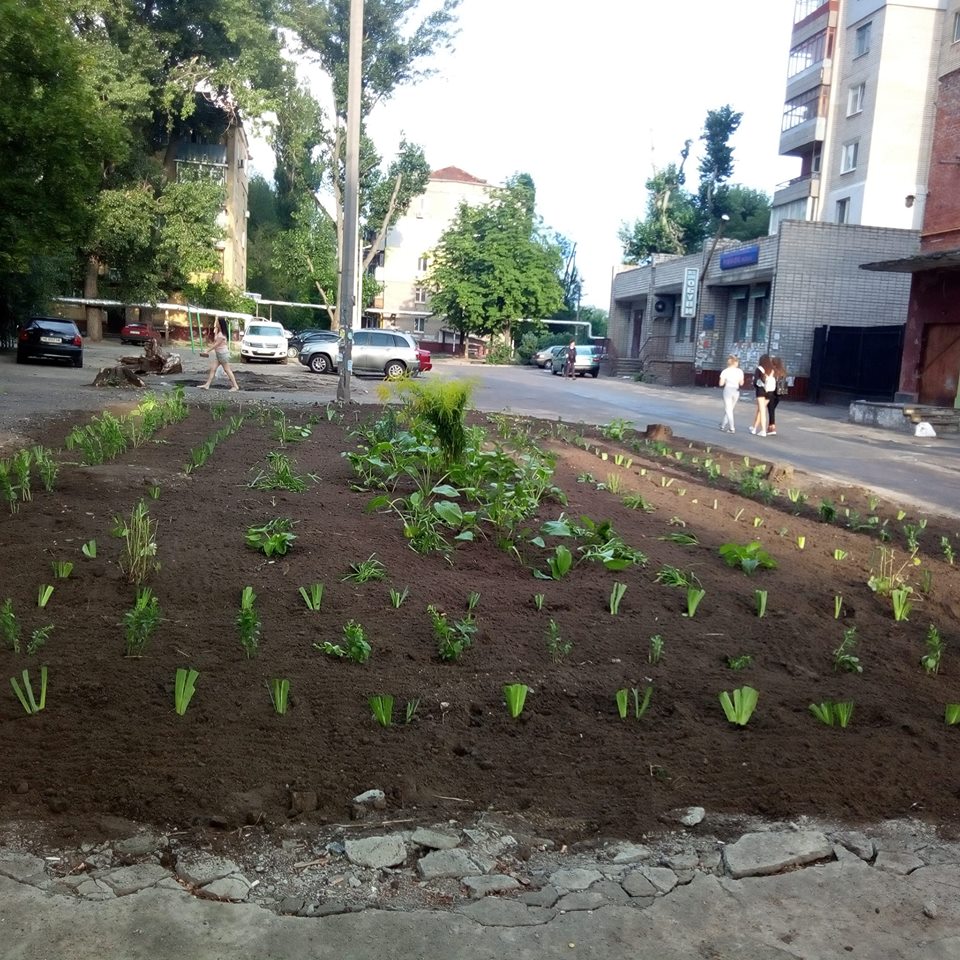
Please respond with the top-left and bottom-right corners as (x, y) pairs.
(84, 256), (104, 342)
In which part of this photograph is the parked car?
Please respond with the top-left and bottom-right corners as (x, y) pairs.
(240, 320), (288, 362)
(532, 344), (564, 368)
(550, 343), (600, 378)
(298, 336), (340, 375)
(119, 321), (160, 345)
(16, 317), (83, 368)
(287, 329), (339, 359)
(415, 346), (432, 374)
(338, 329), (421, 378)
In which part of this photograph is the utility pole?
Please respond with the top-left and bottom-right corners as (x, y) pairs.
(336, 0), (363, 403)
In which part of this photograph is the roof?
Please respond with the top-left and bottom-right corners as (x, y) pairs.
(429, 166), (487, 185)
(861, 247), (960, 274)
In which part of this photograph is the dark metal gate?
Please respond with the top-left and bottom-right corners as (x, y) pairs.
(808, 324), (904, 403)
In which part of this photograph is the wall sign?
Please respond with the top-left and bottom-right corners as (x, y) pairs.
(719, 245), (760, 270)
(680, 267), (699, 318)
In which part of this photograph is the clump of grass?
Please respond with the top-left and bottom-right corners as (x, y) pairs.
(236, 586), (261, 659)
(545, 619), (572, 662)
(398, 379), (472, 464)
(124, 587), (161, 657)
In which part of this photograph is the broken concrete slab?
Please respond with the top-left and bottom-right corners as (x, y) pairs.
(723, 831), (834, 879)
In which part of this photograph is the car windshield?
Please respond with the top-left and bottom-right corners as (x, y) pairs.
(247, 325), (282, 337)
(33, 320), (77, 334)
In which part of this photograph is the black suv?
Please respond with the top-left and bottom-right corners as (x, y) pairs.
(17, 317), (84, 368)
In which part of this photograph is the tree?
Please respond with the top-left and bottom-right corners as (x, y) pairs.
(714, 185), (771, 243)
(697, 105), (742, 227)
(277, 0), (459, 324)
(618, 163), (703, 262)
(428, 176), (564, 349)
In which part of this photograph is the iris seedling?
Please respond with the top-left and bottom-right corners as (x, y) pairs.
(174, 668), (199, 716)
(342, 554), (386, 583)
(609, 582), (627, 616)
(891, 587), (913, 622)
(633, 685), (653, 719)
(648, 634), (664, 665)
(809, 700), (854, 728)
(833, 549), (848, 561)
(51, 561), (73, 579)
(467, 591), (481, 612)
(37, 585), (53, 609)
(503, 683), (529, 719)
(390, 586), (410, 608)
(945, 704), (960, 726)
(405, 698), (420, 724)
(81, 539), (97, 559)
(615, 688), (629, 719)
(532, 593), (545, 611)
(940, 536), (955, 565)
(718, 686), (759, 726)
(369, 695), (394, 727)
(834, 595), (843, 620)
(684, 587), (706, 618)
(796, 536), (805, 550)
(299, 583), (324, 611)
(10, 667), (47, 715)
(268, 679), (290, 716)
(754, 590), (767, 618)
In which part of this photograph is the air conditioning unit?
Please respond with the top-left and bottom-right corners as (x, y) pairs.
(653, 296), (675, 318)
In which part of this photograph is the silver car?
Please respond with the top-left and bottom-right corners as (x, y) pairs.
(338, 329), (421, 378)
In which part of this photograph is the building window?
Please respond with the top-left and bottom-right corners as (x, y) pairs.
(840, 140), (859, 174)
(417, 255), (429, 272)
(954, 11), (960, 43)
(674, 316), (686, 343)
(413, 286), (428, 304)
(414, 317), (425, 333)
(751, 290), (769, 343)
(847, 82), (865, 116)
(787, 30), (830, 78)
(733, 296), (749, 341)
(855, 21), (871, 58)
(781, 87), (826, 132)
(836, 197), (850, 224)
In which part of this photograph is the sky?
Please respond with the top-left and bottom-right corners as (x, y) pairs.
(249, 0), (800, 308)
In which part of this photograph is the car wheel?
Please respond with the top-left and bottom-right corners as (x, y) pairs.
(590, 370), (599, 378)
(309, 353), (331, 375)
(73, 356), (83, 369)
(384, 360), (406, 379)
(287, 345), (299, 359)
(16, 350), (25, 364)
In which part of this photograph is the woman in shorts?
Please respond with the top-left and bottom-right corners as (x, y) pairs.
(199, 317), (240, 391)
(750, 354), (772, 436)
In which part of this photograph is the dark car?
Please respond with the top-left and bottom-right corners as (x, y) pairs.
(286, 328), (339, 359)
(17, 317), (83, 368)
(119, 322), (159, 345)
(550, 343), (600, 378)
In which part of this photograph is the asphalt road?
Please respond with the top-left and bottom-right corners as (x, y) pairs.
(3, 343), (960, 519)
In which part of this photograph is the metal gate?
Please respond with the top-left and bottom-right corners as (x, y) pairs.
(808, 324), (904, 403)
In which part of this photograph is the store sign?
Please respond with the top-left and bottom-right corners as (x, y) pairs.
(719, 245), (759, 270)
(680, 267), (699, 318)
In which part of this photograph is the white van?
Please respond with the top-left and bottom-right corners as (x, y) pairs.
(241, 320), (288, 363)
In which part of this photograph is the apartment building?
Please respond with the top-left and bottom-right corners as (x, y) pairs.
(370, 166), (489, 346)
(770, 0), (945, 233)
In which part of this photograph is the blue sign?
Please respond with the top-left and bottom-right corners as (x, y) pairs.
(719, 245), (760, 270)
(702, 314), (716, 331)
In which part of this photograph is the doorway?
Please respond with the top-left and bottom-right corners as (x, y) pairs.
(918, 324), (960, 406)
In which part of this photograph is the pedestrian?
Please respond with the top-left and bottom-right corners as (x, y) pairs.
(718, 354), (745, 433)
(198, 317), (240, 391)
(564, 339), (577, 379)
(766, 358), (787, 436)
(750, 354), (772, 436)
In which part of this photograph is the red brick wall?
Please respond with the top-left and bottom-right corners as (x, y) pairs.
(898, 269), (960, 398)
(922, 69), (960, 252)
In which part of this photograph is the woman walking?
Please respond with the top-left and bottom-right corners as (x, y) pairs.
(199, 317), (240, 391)
(750, 354), (773, 436)
(766, 358), (787, 436)
(718, 355), (745, 433)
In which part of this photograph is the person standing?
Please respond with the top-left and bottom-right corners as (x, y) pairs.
(199, 317), (240, 391)
(766, 358), (787, 435)
(718, 355), (745, 433)
(564, 339), (577, 379)
(750, 354), (772, 436)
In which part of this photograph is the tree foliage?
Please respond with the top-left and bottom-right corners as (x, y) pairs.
(428, 176), (564, 345)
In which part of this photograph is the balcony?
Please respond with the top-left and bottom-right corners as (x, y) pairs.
(772, 173), (821, 207)
(794, 0), (829, 26)
(780, 116), (827, 156)
(785, 60), (832, 102)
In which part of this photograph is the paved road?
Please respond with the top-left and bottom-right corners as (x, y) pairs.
(3, 345), (960, 518)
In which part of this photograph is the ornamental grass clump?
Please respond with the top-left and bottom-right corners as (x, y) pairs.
(399, 378), (472, 465)
(369, 694), (394, 727)
(117, 500), (159, 585)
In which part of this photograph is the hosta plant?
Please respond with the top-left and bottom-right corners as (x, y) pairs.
(719, 686), (759, 726)
(503, 683), (529, 719)
(718, 541), (776, 575)
(245, 518), (297, 557)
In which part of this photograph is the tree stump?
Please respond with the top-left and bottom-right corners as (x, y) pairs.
(118, 338), (183, 375)
(92, 365), (146, 388)
(644, 424), (673, 441)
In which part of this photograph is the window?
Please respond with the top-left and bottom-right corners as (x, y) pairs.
(782, 87), (826, 132)
(855, 21), (871, 58)
(787, 30), (830, 78)
(847, 82), (865, 116)
(413, 286), (428, 304)
(954, 11), (960, 43)
(751, 291), (769, 343)
(674, 316), (686, 343)
(733, 296), (749, 341)
(417, 255), (429, 272)
(836, 197), (850, 224)
(414, 317), (425, 334)
(840, 140), (859, 173)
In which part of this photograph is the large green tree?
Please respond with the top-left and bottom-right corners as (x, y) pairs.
(428, 176), (564, 348)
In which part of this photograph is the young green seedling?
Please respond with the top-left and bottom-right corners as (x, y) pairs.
(174, 668), (199, 716)
(124, 587), (161, 657)
(51, 561), (73, 579)
(268, 679), (290, 715)
(467, 591), (481, 612)
(726, 654), (753, 670)
(615, 688), (629, 720)
(236, 586), (260, 659)
(891, 587), (913, 622)
(1, 599), (20, 652)
(503, 683), (529, 719)
(834, 595), (843, 620)
(10, 666), (47, 715)
(754, 590), (767, 618)
(545, 619), (572, 662)
(945, 703), (960, 725)
(920, 624), (944, 675)
(833, 627), (862, 674)
(37, 585), (53, 609)
(718, 686), (759, 726)
(532, 593), (545, 611)
(833, 549), (848, 561)
(390, 586), (410, 608)
(299, 583), (324, 611)
(81, 540), (97, 559)
(684, 587), (705, 618)
(633, 685), (653, 719)
(796, 536), (805, 550)
(609, 582), (627, 616)
(405, 699), (420, 724)
(369, 694), (394, 727)
(809, 700), (854, 728)
(648, 634), (664, 665)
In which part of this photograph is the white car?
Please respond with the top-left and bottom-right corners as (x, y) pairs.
(241, 320), (288, 362)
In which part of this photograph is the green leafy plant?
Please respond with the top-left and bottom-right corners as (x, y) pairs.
(818, 499), (837, 523)
(834, 594), (843, 619)
(268, 679), (290, 716)
(833, 627), (862, 674)
(655, 566), (698, 588)
(390, 586), (410, 608)
(605, 473), (623, 495)
(891, 586), (913, 622)
(921, 624), (945, 675)
(405, 698), (420, 724)
(10, 667), (47, 715)
(809, 700), (854, 728)
(245, 518), (297, 557)
(752, 517), (763, 528)
(633, 685), (653, 719)
(718, 541), (777, 575)
(428, 605), (475, 662)
(535, 544), (573, 581)
(902, 519), (926, 552)
(369, 694), (394, 727)
(37, 585), (53, 609)
(0, 599), (19, 652)
(727, 654), (753, 670)
(615, 688), (630, 719)
(796, 536), (805, 550)
(299, 583), (324, 611)
(32, 446), (58, 492)
(532, 593), (545, 611)
(174, 668), (199, 716)
(833, 548), (848, 561)
(51, 561), (73, 579)
(124, 587), (161, 657)
(118, 500), (160, 585)
(250, 451), (308, 492)
(622, 493), (654, 512)
(684, 587), (706, 618)
(545, 618), (572, 662)
(146, 483), (161, 500)
(609, 582), (627, 616)
(236, 586), (261, 659)
(343, 554), (387, 582)
(945, 703), (960, 725)
(786, 488), (807, 505)
(503, 683), (529, 718)
(754, 589), (767, 618)
(661, 531), (699, 545)
(81, 540), (97, 559)
(26, 625), (52, 656)
(648, 634), (664, 664)
(317, 620), (372, 664)
(600, 418), (631, 441)
(467, 591), (481, 612)
(719, 686), (759, 726)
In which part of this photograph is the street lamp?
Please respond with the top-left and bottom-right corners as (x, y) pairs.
(693, 214), (731, 343)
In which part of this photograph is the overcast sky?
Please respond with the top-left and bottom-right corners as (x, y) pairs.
(250, 0), (799, 308)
